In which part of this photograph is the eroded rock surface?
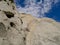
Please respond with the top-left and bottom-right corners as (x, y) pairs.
(0, 0), (25, 45)
(20, 14), (60, 45)
(26, 18), (60, 45)
(0, 0), (60, 45)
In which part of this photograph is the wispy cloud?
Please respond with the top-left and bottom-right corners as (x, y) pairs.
(15, 0), (59, 18)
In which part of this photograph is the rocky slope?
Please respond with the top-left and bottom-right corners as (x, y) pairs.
(0, 0), (60, 45)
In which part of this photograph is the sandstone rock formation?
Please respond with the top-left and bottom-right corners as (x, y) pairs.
(26, 18), (60, 45)
(20, 14), (60, 45)
(0, 0), (25, 45)
(0, 0), (60, 45)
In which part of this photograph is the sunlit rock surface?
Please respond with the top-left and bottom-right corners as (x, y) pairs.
(0, 0), (25, 45)
(0, 0), (60, 45)
(20, 14), (60, 45)
(26, 18), (60, 45)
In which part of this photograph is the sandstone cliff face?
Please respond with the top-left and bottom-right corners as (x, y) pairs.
(20, 14), (60, 45)
(26, 18), (60, 45)
(0, 0), (60, 45)
(0, 0), (25, 45)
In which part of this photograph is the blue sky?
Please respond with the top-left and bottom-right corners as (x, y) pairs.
(45, 2), (60, 22)
(14, 0), (60, 22)
(14, 0), (26, 7)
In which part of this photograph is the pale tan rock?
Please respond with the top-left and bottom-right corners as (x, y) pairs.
(0, 0), (25, 45)
(20, 14), (60, 45)
(20, 13), (37, 30)
(26, 18), (60, 45)
(0, 0), (60, 45)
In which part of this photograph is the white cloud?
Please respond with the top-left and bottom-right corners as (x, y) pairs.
(16, 0), (59, 18)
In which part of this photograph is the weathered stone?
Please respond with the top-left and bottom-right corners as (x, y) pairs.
(0, 22), (7, 37)
(0, 0), (60, 45)
(0, 0), (25, 45)
(26, 18), (60, 45)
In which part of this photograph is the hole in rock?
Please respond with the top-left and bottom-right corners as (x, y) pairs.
(9, 0), (14, 3)
(7, 3), (9, 5)
(0, 0), (2, 1)
(3, 11), (14, 18)
(10, 22), (15, 27)
(23, 37), (26, 41)
(25, 28), (30, 32)
(4, 0), (6, 1)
